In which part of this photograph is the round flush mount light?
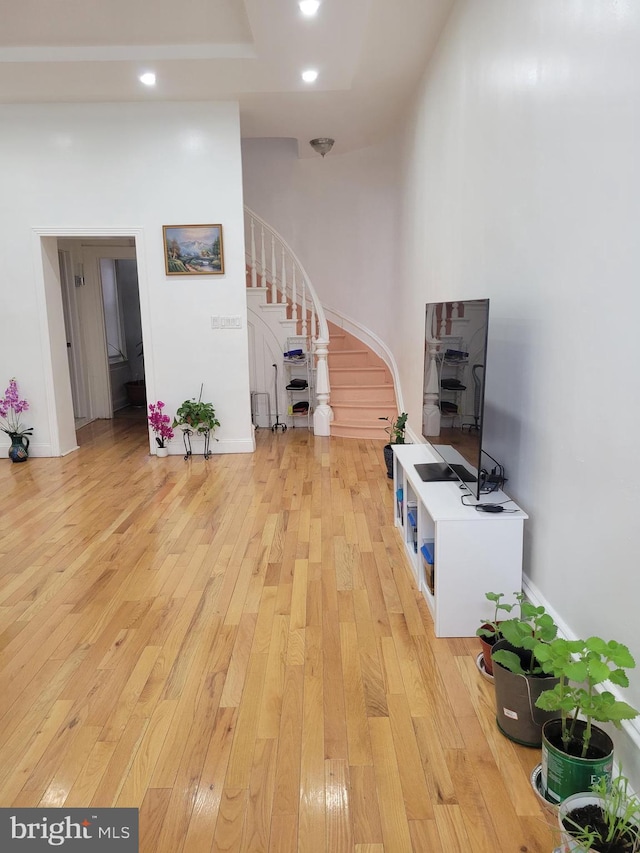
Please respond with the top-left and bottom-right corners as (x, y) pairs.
(139, 72), (156, 86)
(299, 0), (321, 15)
(301, 69), (318, 83)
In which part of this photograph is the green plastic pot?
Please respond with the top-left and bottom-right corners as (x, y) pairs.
(541, 719), (613, 804)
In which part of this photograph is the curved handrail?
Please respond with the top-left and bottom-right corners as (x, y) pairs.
(244, 206), (329, 340)
(244, 206), (332, 435)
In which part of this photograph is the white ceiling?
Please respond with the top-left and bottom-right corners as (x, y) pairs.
(0, 0), (454, 156)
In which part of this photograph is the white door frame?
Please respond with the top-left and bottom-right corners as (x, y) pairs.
(32, 226), (152, 456)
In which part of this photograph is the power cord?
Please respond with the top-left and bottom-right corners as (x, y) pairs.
(460, 495), (519, 513)
(477, 449), (507, 493)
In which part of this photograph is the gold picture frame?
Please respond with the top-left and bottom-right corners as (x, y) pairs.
(163, 224), (225, 276)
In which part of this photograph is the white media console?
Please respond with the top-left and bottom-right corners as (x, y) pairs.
(392, 443), (527, 638)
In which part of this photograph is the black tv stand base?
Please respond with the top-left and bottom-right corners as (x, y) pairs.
(414, 462), (477, 484)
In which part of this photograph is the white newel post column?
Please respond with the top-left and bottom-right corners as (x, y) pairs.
(423, 338), (441, 436)
(424, 304), (442, 436)
(313, 336), (333, 436)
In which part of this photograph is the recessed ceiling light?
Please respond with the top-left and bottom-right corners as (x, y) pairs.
(299, 0), (320, 16)
(301, 69), (318, 83)
(139, 72), (156, 86)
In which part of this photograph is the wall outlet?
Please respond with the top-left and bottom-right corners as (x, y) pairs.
(220, 316), (242, 329)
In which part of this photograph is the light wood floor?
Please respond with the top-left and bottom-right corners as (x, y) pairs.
(0, 420), (556, 852)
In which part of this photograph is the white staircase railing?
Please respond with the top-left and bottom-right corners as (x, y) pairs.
(244, 206), (332, 436)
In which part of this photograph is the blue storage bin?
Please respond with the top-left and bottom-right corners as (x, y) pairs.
(421, 540), (435, 594)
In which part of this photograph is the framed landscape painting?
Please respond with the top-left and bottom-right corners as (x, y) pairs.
(163, 224), (225, 275)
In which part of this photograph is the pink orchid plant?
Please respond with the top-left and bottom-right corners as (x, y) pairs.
(0, 378), (33, 439)
(148, 401), (174, 449)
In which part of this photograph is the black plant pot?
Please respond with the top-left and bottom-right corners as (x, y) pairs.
(383, 444), (394, 479)
(125, 379), (146, 408)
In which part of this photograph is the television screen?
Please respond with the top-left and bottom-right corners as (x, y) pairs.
(418, 299), (490, 501)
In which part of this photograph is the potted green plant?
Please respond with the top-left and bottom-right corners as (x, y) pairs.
(488, 594), (560, 746)
(379, 412), (408, 479)
(476, 590), (517, 679)
(534, 636), (638, 804)
(557, 772), (640, 853)
(172, 386), (220, 459)
(173, 398), (220, 433)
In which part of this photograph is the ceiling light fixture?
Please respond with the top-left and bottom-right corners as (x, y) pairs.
(301, 69), (318, 83)
(309, 138), (334, 158)
(299, 0), (321, 16)
(139, 72), (156, 86)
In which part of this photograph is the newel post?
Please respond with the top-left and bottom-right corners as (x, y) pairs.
(313, 336), (333, 436)
(423, 304), (441, 436)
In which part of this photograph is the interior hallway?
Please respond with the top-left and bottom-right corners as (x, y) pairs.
(0, 420), (555, 852)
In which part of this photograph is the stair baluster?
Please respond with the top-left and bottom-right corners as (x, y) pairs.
(250, 219), (257, 288)
(270, 235), (277, 303)
(260, 226), (267, 289)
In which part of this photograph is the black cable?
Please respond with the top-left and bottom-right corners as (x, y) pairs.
(478, 450), (506, 494)
(460, 495), (519, 513)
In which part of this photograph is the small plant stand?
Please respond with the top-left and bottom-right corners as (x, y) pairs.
(180, 427), (211, 460)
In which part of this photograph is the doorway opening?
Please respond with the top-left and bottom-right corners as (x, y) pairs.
(58, 238), (145, 433)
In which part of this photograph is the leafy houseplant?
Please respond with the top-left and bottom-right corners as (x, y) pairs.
(558, 773), (640, 853)
(173, 397), (220, 434)
(488, 594), (560, 746)
(534, 636), (638, 803)
(380, 412), (408, 445)
(379, 412), (408, 478)
(172, 387), (220, 460)
(476, 590), (517, 677)
(0, 377), (33, 463)
(148, 401), (174, 453)
(535, 637), (638, 757)
(491, 594), (559, 675)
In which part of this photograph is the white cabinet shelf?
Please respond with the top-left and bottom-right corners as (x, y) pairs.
(392, 443), (527, 637)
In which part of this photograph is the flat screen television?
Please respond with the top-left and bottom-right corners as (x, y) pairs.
(418, 298), (490, 501)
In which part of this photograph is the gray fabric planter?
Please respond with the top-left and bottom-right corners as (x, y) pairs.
(491, 639), (559, 747)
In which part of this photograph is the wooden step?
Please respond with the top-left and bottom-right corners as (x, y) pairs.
(330, 401), (397, 422)
(330, 383), (396, 403)
(330, 420), (389, 439)
(328, 349), (376, 368)
(330, 366), (389, 385)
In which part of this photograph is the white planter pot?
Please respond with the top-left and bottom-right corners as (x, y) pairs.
(557, 793), (603, 853)
(156, 446), (169, 458)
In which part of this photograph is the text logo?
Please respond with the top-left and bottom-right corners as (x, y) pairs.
(0, 809), (138, 851)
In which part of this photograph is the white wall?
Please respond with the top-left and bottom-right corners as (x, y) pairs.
(241, 136), (401, 347)
(398, 0), (640, 776)
(0, 102), (253, 456)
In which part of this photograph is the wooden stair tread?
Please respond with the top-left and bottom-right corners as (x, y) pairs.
(330, 383), (393, 389)
(331, 400), (394, 408)
(330, 366), (387, 373)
